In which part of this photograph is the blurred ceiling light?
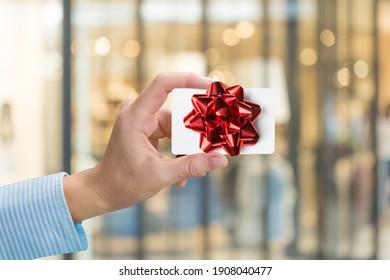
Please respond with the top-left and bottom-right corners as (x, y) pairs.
(299, 48), (317, 66)
(141, 0), (201, 23)
(122, 40), (141, 58)
(207, 0), (261, 23)
(337, 67), (351, 87)
(235, 21), (255, 39)
(42, 3), (62, 26)
(94, 36), (111, 57)
(320, 29), (335, 47)
(74, 2), (136, 26)
(222, 29), (240, 47)
(353, 60), (369, 78)
(205, 48), (221, 66)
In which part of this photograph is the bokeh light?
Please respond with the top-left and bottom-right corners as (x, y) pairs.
(354, 60), (369, 78)
(337, 67), (351, 87)
(235, 21), (255, 39)
(320, 29), (336, 47)
(299, 48), (318, 66)
(94, 36), (111, 56)
(122, 40), (141, 58)
(222, 28), (240, 46)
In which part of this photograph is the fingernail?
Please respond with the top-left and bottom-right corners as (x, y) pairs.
(208, 156), (228, 169)
(176, 179), (188, 188)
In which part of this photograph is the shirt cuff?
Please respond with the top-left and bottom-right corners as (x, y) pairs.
(56, 172), (88, 255)
(0, 172), (88, 259)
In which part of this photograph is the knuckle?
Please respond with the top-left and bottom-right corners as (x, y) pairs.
(153, 73), (166, 86)
(185, 73), (196, 87)
(187, 157), (206, 177)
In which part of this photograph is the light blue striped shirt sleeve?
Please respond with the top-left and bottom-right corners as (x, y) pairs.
(0, 172), (88, 260)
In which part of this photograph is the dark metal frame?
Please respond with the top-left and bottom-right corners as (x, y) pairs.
(62, 0), (73, 260)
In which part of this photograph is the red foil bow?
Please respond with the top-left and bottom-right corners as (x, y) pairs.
(183, 81), (261, 156)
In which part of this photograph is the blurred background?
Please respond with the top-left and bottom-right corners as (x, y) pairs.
(1, 0), (390, 260)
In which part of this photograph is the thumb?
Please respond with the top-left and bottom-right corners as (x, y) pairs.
(166, 153), (228, 183)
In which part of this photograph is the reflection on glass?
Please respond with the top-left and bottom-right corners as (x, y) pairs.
(68, 0), (381, 260)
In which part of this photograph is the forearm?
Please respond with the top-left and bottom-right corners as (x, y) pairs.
(0, 173), (87, 260)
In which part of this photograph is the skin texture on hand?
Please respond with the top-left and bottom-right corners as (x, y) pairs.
(63, 73), (228, 223)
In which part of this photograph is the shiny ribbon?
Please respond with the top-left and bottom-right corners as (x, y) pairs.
(183, 81), (261, 156)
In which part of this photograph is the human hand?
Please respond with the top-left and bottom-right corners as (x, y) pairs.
(64, 73), (228, 222)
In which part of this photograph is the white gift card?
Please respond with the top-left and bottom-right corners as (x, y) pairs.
(171, 88), (275, 155)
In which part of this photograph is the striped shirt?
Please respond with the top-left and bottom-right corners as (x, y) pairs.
(0, 172), (87, 259)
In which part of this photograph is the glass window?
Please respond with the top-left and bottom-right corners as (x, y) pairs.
(67, 0), (379, 260)
(0, 0), (63, 185)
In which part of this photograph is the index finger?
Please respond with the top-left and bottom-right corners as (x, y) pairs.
(133, 72), (212, 116)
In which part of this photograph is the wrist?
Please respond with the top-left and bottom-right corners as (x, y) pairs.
(63, 166), (110, 223)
